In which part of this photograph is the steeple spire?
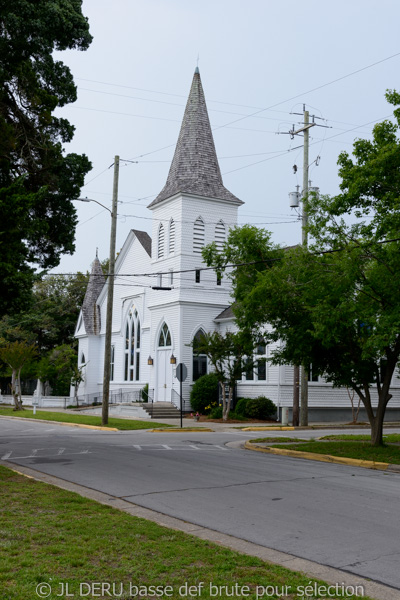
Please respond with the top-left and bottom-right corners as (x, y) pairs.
(82, 256), (105, 335)
(148, 70), (242, 207)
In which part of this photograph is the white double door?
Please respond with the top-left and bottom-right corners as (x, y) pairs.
(156, 349), (173, 402)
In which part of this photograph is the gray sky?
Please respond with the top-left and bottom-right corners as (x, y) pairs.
(53, 0), (400, 274)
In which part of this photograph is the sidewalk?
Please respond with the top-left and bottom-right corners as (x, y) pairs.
(21, 405), (400, 432)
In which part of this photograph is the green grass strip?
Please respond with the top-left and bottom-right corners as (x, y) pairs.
(250, 437), (305, 443)
(272, 440), (400, 464)
(320, 434), (400, 443)
(0, 465), (373, 599)
(0, 407), (170, 430)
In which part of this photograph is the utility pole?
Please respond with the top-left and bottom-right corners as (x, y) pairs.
(102, 156), (119, 426)
(287, 107), (316, 426)
(300, 109), (310, 426)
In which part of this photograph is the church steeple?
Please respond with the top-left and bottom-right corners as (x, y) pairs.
(148, 69), (242, 208)
(82, 256), (105, 335)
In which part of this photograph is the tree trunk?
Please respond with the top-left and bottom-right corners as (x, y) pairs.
(355, 384), (390, 447)
(370, 415), (384, 446)
(221, 383), (228, 421)
(293, 365), (300, 427)
(74, 383), (80, 407)
(11, 369), (23, 411)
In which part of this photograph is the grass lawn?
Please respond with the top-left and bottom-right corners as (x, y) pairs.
(320, 433), (400, 443)
(0, 407), (171, 430)
(270, 439), (400, 464)
(249, 437), (305, 443)
(0, 465), (373, 600)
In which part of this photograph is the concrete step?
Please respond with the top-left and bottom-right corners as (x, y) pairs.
(141, 402), (181, 419)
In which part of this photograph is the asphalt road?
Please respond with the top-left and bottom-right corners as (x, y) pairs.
(1, 418), (400, 590)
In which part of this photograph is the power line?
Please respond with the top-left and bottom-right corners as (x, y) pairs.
(51, 236), (400, 279)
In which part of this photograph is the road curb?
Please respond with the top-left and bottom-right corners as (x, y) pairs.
(0, 415), (118, 431)
(244, 441), (391, 471)
(1, 461), (398, 600)
(151, 428), (214, 433)
(242, 426), (295, 431)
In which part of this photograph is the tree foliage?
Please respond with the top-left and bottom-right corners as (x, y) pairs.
(0, 0), (92, 314)
(0, 340), (37, 409)
(0, 273), (88, 354)
(0, 272), (88, 395)
(203, 91), (400, 445)
(191, 330), (259, 421)
(37, 343), (82, 397)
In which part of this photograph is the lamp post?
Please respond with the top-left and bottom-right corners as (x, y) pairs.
(77, 155), (119, 425)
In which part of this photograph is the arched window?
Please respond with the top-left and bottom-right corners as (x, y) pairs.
(192, 329), (207, 381)
(158, 223), (165, 258)
(193, 217), (205, 253)
(80, 352), (86, 365)
(158, 322), (171, 347)
(169, 219), (175, 254)
(124, 308), (141, 381)
(215, 220), (226, 251)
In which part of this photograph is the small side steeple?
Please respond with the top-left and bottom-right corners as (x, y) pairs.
(82, 256), (105, 335)
(148, 69), (242, 208)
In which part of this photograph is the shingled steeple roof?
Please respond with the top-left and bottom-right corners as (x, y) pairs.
(148, 68), (242, 208)
(82, 256), (105, 335)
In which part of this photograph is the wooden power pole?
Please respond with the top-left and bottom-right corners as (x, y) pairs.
(102, 156), (119, 426)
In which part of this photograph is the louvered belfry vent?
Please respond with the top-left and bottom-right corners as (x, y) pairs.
(215, 220), (226, 251)
(169, 219), (175, 254)
(193, 217), (205, 253)
(158, 223), (165, 258)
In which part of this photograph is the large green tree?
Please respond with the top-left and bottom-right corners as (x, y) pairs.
(0, 272), (88, 354)
(0, 0), (92, 315)
(203, 91), (400, 445)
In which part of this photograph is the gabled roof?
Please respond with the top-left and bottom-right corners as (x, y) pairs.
(214, 306), (234, 321)
(131, 229), (152, 257)
(82, 257), (105, 335)
(148, 68), (242, 208)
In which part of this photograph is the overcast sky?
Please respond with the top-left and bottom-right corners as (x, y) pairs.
(53, 0), (400, 274)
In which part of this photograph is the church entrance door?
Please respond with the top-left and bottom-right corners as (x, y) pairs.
(156, 349), (173, 402)
(156, 323), (173, 402)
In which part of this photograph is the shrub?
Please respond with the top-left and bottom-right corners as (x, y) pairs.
(245, 396), (276, 420)
(141, 383), (149, 403)
(209, 405), (223, 419)
(190, 372), (219, 414)
(234, 397), (250, 417)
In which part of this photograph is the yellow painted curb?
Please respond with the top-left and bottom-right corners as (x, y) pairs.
(244, 441), (390, 471)
(151, 428), (214, 433)
(242, 426), (295, 431)
(59, 423), (119, 431)
(0, 415), (118, 431)
(9, 468), (35, 479)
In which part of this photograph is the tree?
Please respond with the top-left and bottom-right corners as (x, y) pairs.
(203, 91), (400, 446)
(0, 1), (92, 315)
(0, 272), (88, 353)
(0, 272), (88, 395)
(0, 340), (37, 409)
(191, 330), (259, 421)
(37, 344), (81, 397)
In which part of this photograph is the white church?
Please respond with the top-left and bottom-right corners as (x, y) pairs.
(74, 69), (400, 421)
